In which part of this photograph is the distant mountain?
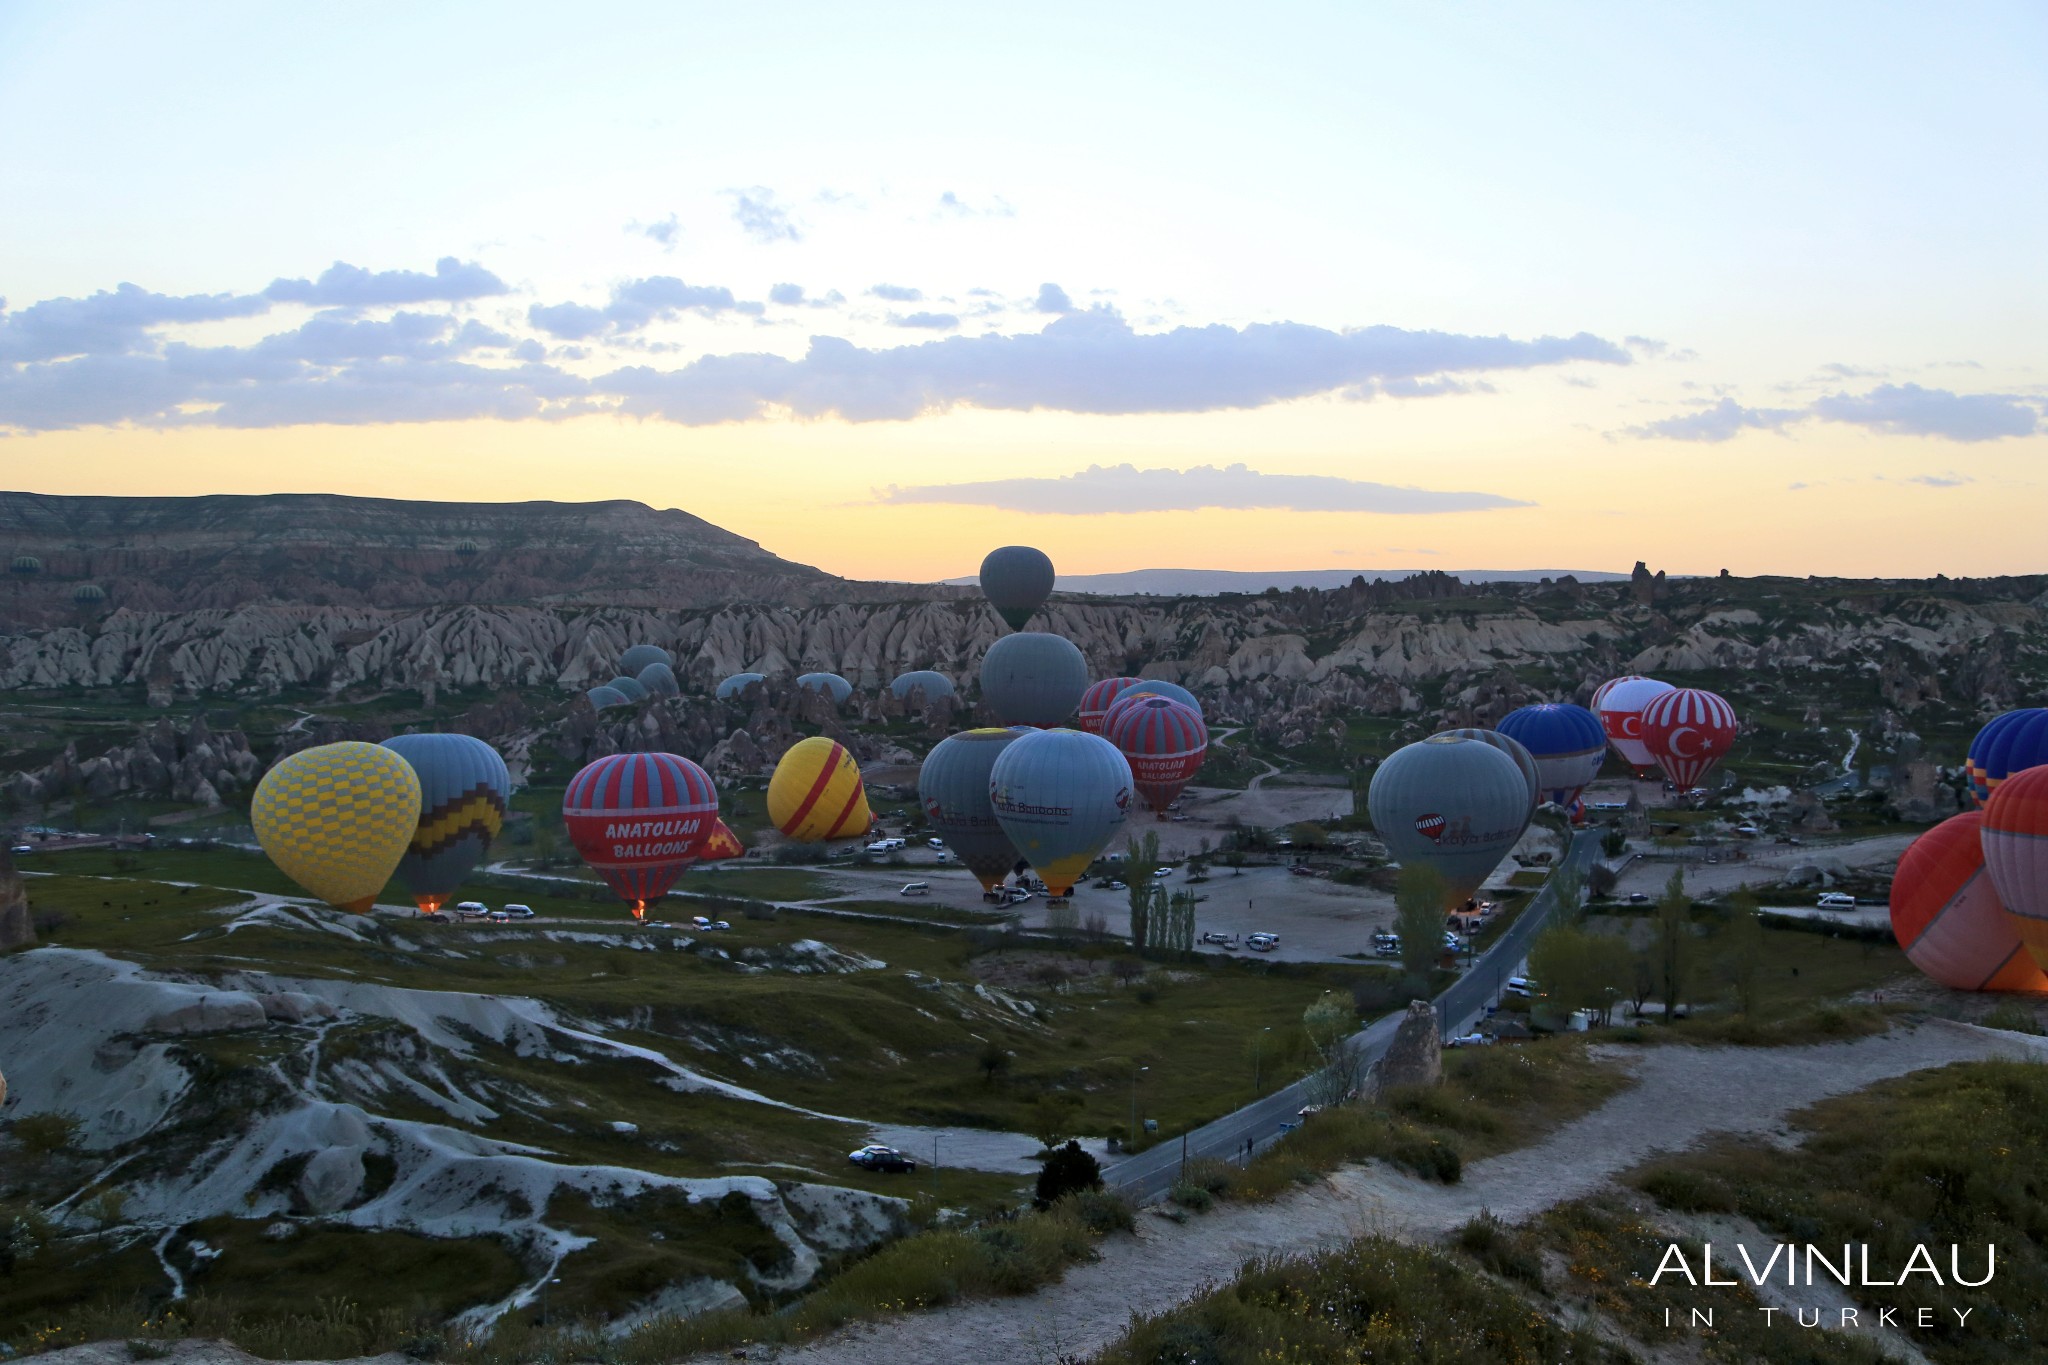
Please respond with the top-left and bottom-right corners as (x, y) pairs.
(942, 567), (1632, 596)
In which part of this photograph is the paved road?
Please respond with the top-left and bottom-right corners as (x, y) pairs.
(1105, 829), (1600, 1202)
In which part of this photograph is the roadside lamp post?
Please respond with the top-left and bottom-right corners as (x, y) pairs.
(1252, 1026), (1271, 1093)
(1129, 1064), (1148, 1148)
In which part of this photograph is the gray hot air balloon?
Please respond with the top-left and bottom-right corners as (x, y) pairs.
(620, 644), (673, 675)
(989, 728), (1133, 896)
(918, 727), (1027, 893)
(891, 669), (957, 702)
(607, 675), (650, 702)
(1367, 734), (1533, 908)
(637, 661), (681, 698)
(796, 672), (854, 705)
(716, 672), (767, 700)
(72, 583), (106, 605)
(980, 632), (1087, 728)
(1430, 727), (1540, 818)
(979, 545), (1055, 632)
(588, 684), (631, 710)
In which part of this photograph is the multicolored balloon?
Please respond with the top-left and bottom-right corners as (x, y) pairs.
(1639, 688), (1738, 792)
(1104, 696), (1207, 818)
(1966, 708), (2048, 807)
(767, 737), (873, 842)
(1430, 727), (1540, 818)
(1889, 812), (2047, 991)
(979, 545), (1056, 632)
(253, 742), (422, 911)
(1077, 676), (1143, 733)
(1982, 766), (2048, 975)
(1115, 679), (1201, 715)
(563, 752), (719, 917)
(381, 733), (512, 913)
(1595, 676), (1676, 776)
(919, 727), (1028, 893)
(1495, 703), (1607, 809)
(1367, 735), (1533, 909)
(980, 631), (1088, 728)
(989, 729), (1133, 897)
(698, 819), (745, 863)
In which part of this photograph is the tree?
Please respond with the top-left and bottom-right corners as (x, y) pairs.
(1585, 862), (1618, 899)
(1394, 863), (1449, 981)
(978, 1040), (1012, 1086)
(1721, 889), (1766, 1016)
(1530, 924), (1634, 1022)
(1030, 1093), (1084, 1151)
(1126, 831), (1160, 951)
(1034, 1139), (1103, 1208)
(1602, 825), (1628, 858)
(9, 1112), (79, 1160)
(1110, 956), (1146, 987)
(1547, 864), (1584, 925)
(1301, 991), (1364, 1107)
(1652, 868), (1697, 1021)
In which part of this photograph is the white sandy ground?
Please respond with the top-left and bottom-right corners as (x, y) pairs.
(35, 1023), (2036, 1365)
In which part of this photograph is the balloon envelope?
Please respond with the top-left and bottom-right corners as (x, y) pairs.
(1982, 766), (2048, 975)
(768, 736), (873, 842)
(253, 741), (422, 911)
(636, 661), (681, 698)
(619, 644), (673, 675)
(919, 727), (1028, 891)
(890, 669), (958, 702)
(563, 752), (719, 914)
(381, 733), (512, 912)
(1889, 812), (2047, 991)
(979, 545), (1055, 632)
(608, 675), (650, 701)
(1104, 696), (1207, 817)
(1966, 708), (2048, 807)
(1495, 703), (1607, 807)
(980, 632), (1088, 728)
(1367, 735), (1532, 908)
(1596, 677), (1676, 774)
(989, 729), (1133, 896)
(698, 819), (745, 862)
(1639, 688), (1738, 792)
(1116, 679), (1201, 715)
(1078, 677), (1143, 734)
(587, 685), (631, 710)
(796, 672), (854, 705)
(1430, 728), (1540, 818)
(716, 672), (767, 701)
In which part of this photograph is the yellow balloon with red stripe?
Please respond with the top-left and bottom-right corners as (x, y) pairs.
(252, 741), (422, 911)
(768, 737), (873, 842)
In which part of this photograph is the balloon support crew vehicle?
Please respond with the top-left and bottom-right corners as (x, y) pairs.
(848, 1144), (918, 1173)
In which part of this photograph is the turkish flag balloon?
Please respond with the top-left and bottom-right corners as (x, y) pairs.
(1639, 688), (1738, 791)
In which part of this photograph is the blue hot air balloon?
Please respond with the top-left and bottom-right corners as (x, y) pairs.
(1495, 703), (1607, 808)
(980, 632), (1088, 727)
(891, 669), (958, 703)
(381, 734), (513, 913)
(619, 644), (673, 676)
(1968, 709), (2048, 807)
(716, 672), (767, 701)
(607, 675), (650, 702)
(636, 661), (681, 698)
(588, 685), (631, 710)
(796, 672), (854, 705)
(918, 727), (1027, 893)
(988, 728), (1133, 896)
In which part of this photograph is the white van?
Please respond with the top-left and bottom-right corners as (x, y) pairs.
(455, 901), (491, 919)
(1816, 892), (1857, 909)
(899, 882), (931, 897)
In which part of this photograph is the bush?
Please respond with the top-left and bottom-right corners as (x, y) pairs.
(1454, 1210), (1545, 1287)
(1033, 1140), (1102, 1209)
(1167, 1182), (1214, 1212)
(1065, 1189), (1135, 1235)
(1387, 1132), (1461, 1184)
(1980, 1001), (2045, 1036)
(1182, 1157), (1235, 1197)
(1633, 1165), (1737, 1214)
(9, 1112), (81, 1159)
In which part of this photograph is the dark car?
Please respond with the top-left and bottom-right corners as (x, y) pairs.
(848, 1144), (918, 1173)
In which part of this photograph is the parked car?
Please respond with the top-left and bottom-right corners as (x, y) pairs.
(899, 882), (931, 897)
(1247, 932), (1279, 952)
(1505, 975), (1539, 998)
(10, 845), (32, 855)
(1442, 931), (1465, 951)
(1816, 892), (1857, 909)
(706, 920), (732, 931)
(1152, 867), (1174, 879)
(848, 1144), (918, 1173)
(1006, 887), (1034, 904)
(1199, 931), (1233, 946)
(865, 838), (906, 853)
(1289, 865), (1317, 878)
(692, 915), (714, 929)
(1107, 879), (1127, 890)
(1628, 892), (1650, 904)
(1446, 1032), (1492, 1048)
(501, 904), (534, 918)
(1296, 1104), (1324, 1119)
(927, 837), (947, 850)
(1372, 932), (1401, 958)
(455, 902), (491, 919)
(1733, 824), (1762, 837)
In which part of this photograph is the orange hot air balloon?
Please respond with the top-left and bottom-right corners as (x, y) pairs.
(1889, 812), (2048, 992)
(1982, 766), (2048, 974)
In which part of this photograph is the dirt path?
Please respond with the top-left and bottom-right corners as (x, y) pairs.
(757, 1022), (2042, 1365)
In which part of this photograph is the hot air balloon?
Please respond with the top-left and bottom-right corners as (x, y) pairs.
(1966, 709), (2048, 807)
(1077, 677), (1143, 733)
(1889, 812), (2047, 991)
(607, 675), (650, 702)
(637, 661), (681, 698)
(588, 684), (631, 710)
(979, 545), (1055, 632)
(1367, 735), (1532, 909)
(381, 733), (513, 913)
(989, 729), (1133, 897)
(716, 672), (767, 701)
(72, 584), (105, 605)
(619, 644), (673, 676)
(8, 556), (41, 577)
(980, 632), (1088, 728)
(1495, 703), (1607, 809)
(1104, 696), (1207, 818)
(1116, 679), (1201, 715)
(1596, 677), (1676, 777)
(455, 538), (480, 557)
(1640, 689), (1739, 794)
(890, 669), (958, 702)
(768, 737), (873, 842)
(1430, 728), (1540, 818)
(1983, 766), (2048, 974)
(919, 727), (1028, 894)
(253, 742), (422, 911)
(698, 819), (745, 862)
(796, 672), (854, 705)
(563, 752), (719, 918)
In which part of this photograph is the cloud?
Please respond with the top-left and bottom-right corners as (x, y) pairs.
(1905, 472), (1972, 487)
(1810, 383), (2038, 442)
(875, 462), (1531, 515)
(1622, 396), (1802, 442)
(262, 257), (507, 307)
(868, 283), (923, 302)
(527, 276), (748, 340)
(768, 283), (806, 306)
(891, 311), (958, 330)
(727, 188), (801, 243)
(0, 283), (270, 363)
(1034, 283), (1074, 314)
(632, 214), (681, 249)
(935, 191), (1016, 219)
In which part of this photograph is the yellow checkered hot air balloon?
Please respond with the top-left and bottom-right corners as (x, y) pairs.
(253, 741), (422, 911)
(767, 737), (872, 842)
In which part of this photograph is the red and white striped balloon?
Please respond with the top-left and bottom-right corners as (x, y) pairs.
(1596, 676), (1676, 775)
(1103, 695), (1208, 818)
(1639, 688), (1738, 791)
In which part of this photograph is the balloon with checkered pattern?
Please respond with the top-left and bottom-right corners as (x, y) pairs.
(252, 742), (422, 912)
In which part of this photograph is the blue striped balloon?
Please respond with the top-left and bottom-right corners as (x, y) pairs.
(1496, 703), (1608, 807)
(382, 734), (513, 912)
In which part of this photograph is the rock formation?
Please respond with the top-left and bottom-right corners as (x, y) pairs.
(0, 848), (31, 951)
(1375, 1000), (1443, 1093)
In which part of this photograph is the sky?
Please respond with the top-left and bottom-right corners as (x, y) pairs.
(1, 1), (2043, 583)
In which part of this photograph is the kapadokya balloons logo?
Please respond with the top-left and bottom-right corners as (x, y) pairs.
(1416, 813), (1447, 842)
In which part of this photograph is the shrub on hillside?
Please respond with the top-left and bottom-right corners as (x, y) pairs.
(1034, 1140), (1102, 1209)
